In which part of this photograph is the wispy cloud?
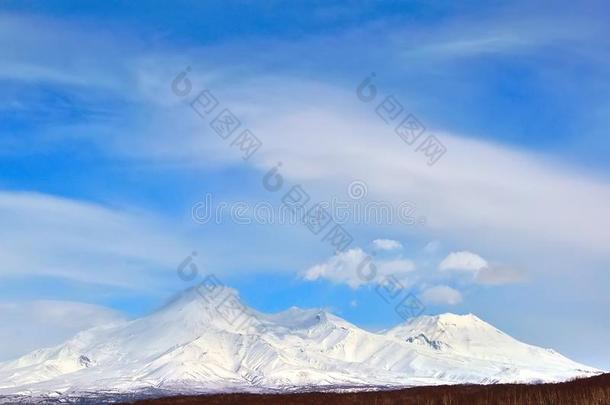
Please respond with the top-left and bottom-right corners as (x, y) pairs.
(0, 300), (124, 361)
(3, 12), (610, 273)
(0, 191), (189, 288)
(372, 238), (403, 251)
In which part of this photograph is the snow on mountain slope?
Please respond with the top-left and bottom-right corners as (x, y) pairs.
(0, 287), (601, 399)
(384, 313), (597, 383)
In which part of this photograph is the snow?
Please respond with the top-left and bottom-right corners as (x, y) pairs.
(0, 287), (602, 400)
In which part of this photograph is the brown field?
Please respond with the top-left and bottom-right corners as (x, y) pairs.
(124, 373), (610, 405)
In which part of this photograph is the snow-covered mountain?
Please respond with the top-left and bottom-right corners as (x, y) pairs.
(0, 286), (601, 401)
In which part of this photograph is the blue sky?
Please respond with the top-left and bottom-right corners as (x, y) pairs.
(1, 1), (610, 369)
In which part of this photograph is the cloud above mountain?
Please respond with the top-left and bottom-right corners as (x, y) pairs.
(439, 251), (523, 285)
(439, 251), (488, 273)
(302, 247), (414, 288)
(0, 300), (125, 361)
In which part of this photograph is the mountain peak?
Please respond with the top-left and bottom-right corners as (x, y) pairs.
(398, 313), (487, 329)
(161, 284), (240, 310)
(384, 312), (502, 352)
(435, 312), (484, 324)
(149, 284), (261, 334)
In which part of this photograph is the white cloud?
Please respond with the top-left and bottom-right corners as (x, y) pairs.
(372, 239), (403, 251)
(439, 251), (488, 273)
(401, 12), (597, 60)
(302, 248), (368, 288)
(0, 191), (189, 288)
(438, 251), (523, 285)
(302, 248), (414, 289)
(421, 285), (463, 305)
(0, 300), (125, 361)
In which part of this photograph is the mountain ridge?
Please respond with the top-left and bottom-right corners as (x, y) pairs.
(0, 287), (602, 400)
